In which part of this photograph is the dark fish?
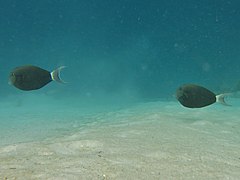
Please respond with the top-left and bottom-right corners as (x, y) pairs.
(9, 65), (65, 91)
(176, 84), (229, 108)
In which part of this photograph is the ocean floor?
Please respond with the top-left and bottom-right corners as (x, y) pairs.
(0, 94), (240, 179)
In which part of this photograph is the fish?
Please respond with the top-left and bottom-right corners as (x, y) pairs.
(9, 65), (66, 91)
(176, 84), (230, 108)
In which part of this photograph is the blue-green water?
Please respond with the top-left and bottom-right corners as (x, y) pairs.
(0, 1), (240, 179)
(1, 0), (240, 98)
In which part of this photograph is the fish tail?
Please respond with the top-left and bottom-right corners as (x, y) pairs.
(50, 66), (66, 83)
(216, 93), (231, 106)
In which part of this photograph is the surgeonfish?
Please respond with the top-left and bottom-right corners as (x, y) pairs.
(176, 84), (230, 108)
(9, 65), (66, 91)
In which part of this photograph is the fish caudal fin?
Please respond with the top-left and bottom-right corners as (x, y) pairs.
(50, 66), (66, 83)
(216, 93), (231, 106)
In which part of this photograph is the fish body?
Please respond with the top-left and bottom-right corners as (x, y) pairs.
(9, 65), (65, 91)
(176, 84), (217, 108)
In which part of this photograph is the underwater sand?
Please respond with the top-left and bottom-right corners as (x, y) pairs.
(0, 94), (240, 179)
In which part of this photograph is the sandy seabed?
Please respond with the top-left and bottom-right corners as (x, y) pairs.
(0, 96), (240, 180)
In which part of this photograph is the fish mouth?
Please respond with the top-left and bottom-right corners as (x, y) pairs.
(177, 95), (186, 104)
(176, 88), (183, 99)
(8, 73), (15, 85)
(176, 89), (188, 103)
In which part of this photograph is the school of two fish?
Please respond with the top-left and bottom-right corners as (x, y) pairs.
(8, 65), (230, 109)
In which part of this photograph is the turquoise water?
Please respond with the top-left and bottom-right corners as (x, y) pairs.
(0, 93), (138, 147)
(0, 96), (240, 179)
(1, 0), (240, 179)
